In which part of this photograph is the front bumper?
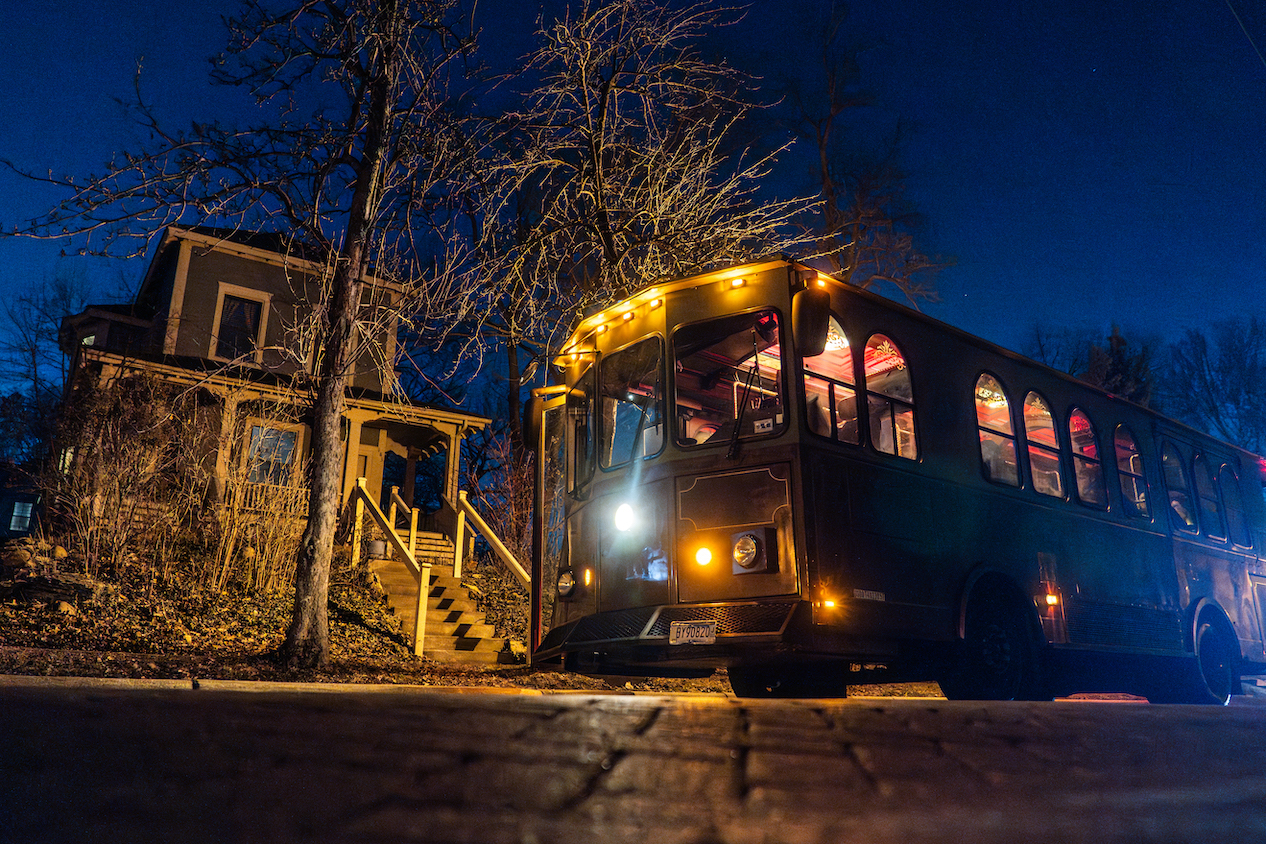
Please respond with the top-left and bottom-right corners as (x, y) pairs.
(535, 600), (806, 670)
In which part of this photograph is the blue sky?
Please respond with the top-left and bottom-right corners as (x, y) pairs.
(0, 0), (1263, 355)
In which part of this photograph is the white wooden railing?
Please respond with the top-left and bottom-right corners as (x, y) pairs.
(348, 478), (530, 657)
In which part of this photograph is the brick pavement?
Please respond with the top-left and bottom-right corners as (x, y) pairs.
(2, 680), (1266, 843)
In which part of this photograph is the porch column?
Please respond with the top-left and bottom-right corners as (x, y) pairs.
(402, 447), (419, 508)
(212, 390), (240, 505)
(341, 412), (365, 506)
(440, 423), (464, 504)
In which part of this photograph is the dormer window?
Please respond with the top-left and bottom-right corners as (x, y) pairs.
(211, 284), (269, 363)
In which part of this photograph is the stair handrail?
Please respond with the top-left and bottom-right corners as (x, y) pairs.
(387, 485), (418, 558)
(352, 477), (430, 656)
(451, 490), (531, 590)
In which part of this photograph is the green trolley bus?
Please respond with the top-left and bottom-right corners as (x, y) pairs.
(526, 258), (1266, 702)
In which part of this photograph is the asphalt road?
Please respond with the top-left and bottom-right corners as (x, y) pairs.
(3, 678), (1266, 843)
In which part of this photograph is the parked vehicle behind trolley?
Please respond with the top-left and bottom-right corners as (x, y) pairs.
(526, 258), (1266, 703)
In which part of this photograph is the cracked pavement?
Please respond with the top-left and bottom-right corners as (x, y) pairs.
(3, 681), (1266, 843)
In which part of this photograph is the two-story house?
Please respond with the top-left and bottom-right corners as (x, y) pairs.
(59, 225), (489, 522)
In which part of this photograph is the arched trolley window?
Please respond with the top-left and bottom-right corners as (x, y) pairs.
(1114, 426), (1149, 518)
(1023, 392), (1064, 498)
(802, 316), (860, 444)
(864, 334), (916, 459)
(1193, 454), (1225, 540)
(1221, 464), (1252, 548)
(974, 374), (1018, 485)
(1068, 408), (1106, 508)
(1161, 442), (1196, 532)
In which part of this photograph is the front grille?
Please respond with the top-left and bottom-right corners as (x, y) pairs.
(566, 608), (657, 644)
(649, 602), (798, 637)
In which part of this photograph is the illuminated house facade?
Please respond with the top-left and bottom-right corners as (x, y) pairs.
(58, 225), (488, 519)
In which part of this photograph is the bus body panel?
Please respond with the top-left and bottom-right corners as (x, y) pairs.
(535, 257), (1266, 695)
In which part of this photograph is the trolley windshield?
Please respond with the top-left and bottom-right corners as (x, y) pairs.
(673, 309), (785, 447)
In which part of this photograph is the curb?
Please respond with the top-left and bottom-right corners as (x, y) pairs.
(0, 674), (733, 697)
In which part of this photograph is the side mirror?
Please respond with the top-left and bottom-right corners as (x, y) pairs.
(792, 286), (830, 357)
(523, 395), (545, 447)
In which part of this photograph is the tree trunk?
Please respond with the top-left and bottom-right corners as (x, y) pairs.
(278, 9), (397, 669)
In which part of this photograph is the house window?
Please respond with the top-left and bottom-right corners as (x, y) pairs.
(211, 284), (270, 363)
(9, 502), (33, 533)
(216, 295), (263, 360)
(247, 425), (299, 485)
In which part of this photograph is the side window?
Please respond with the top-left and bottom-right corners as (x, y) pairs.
(1221, 465), (1252, 547)
(802, 316), (860, 444)
(974, 374), (1018, 485)
(1023, 392), (1064, 497)
(1114, 426), (1150, 517)
(864, 335), (917, 459)
(1193, 455), (1225, 540)
(1162, 442), (1196, 531)
(569, 366), (595, 492)
(1068, 408), (1106, 508)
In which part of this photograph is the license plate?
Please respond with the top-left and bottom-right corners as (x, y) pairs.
(669, 620), (716, 645)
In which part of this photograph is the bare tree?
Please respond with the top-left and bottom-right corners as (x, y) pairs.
(463, 0), (809, 430)
(0, 269), (94, 465)
(780, 0), (945, 305)
(4, 0), (477, 668)
(1026, 323), (1156, 407)
(1159, 318), (1266, 453)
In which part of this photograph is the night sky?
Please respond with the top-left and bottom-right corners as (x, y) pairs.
(1, 0), (1263, 356)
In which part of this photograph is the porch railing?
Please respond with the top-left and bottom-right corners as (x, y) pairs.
(228, 478), (309, 517)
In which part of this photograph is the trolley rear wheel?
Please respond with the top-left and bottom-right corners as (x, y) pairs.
(1149, 615), (1240, 705)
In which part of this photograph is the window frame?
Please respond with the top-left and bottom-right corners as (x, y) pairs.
(862, 333), (917, 460)
(1113, 425), (1150, 519)
(802, 315), (859, 445)
(599, 335), (665, 471)
(1022, 391), (1065, 498)
(211, 282), (271, 364)
(1161, 441), (1197, 533)
(1220, 464), (1253, 548)
(243, 418), (306, 487)
(1067, 407), (1107, 509)
(974, 372), (1020, 486)
(672, 309), (787, 452)
(1192, 454), (1226, 541)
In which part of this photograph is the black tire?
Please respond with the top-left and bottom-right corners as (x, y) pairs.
(1185, 619), (1239, 704)
(1146, 615), (1240, 705)
(1195, 619), (1240, 704)
(939, 584), (1049, 701)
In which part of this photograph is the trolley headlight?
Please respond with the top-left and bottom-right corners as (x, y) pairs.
(732, 533), (760, 568)
(614, 502), (636, 532)
(557, 570), (577, 597)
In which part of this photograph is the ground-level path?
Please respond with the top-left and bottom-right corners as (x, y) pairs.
(3, 678), (1265, 843)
